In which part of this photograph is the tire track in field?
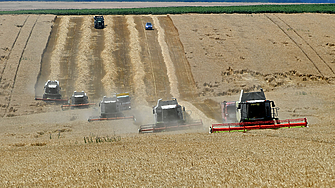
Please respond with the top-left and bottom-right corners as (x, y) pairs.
(275, 15), (335, 76)
(8, 15), (55, 116)
(0, 15), (29, 83)
(137, 16), (158, 102)
(265, 14), (334, 77)
(134, 16), (171, 106)
(0, 15), (39, 117)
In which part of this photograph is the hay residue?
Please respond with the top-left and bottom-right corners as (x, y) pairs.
(101, 15), (117, 95)
(75, 16), (91, 92)
(126, 15), (148, 106)
(49, 16), (69, 81)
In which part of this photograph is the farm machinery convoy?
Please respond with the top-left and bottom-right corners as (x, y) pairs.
(36, 80), (133, 121)
(36, 81), (307, 133)
(210, 89), (308, 133)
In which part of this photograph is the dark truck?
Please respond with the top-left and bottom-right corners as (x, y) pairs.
(94, 16), (104, 29)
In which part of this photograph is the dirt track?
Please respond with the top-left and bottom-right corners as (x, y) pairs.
(0, 13), (335, 186)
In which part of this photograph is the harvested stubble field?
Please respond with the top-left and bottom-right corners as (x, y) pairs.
(0, 13), (335, 187)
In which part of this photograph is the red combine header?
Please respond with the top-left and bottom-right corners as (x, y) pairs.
(210, 118), (307, 133)
(211, 89), (308, 133)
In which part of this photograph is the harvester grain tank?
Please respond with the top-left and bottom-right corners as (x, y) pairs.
(210, 89), (308, 133)
(221, 101), (239, 123)
(238, 88), (278, 122)
(116, 92), (131, 111)
(100, 96), (120, 118)
(139, 98), (203, 133)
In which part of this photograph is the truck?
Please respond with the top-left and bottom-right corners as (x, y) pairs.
(94, 16), (104, 29)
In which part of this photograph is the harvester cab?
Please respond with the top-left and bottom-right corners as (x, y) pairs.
(61, 91), (95, 109)
(116, 92), (131, 111)
(139, 98), (203, 133)
(94, 16), (104, 29)
(100, 96), (121, 118)
(70, 91), (89, 106)
(88, 95), (135, 122)
(35, 80), (67, 102)
(238, 89), (278, 122)
(154, 98), (185, 126)
(43, 80), (61, 99)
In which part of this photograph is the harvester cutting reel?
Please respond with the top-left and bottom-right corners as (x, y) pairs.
(88, 115), (136, 122)
(61, 103), (96, 110)
(139, 119), (203, 133)
(210, 118), (308, 133)
(35, 97), (68, 103)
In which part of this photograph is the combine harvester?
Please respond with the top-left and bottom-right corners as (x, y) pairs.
(210, 89), (308, 133)
(139, 98), (203, 133)
(88, 94), (134, 122)
(35, 80), (67, 103)
(61, 91), (95, 109)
